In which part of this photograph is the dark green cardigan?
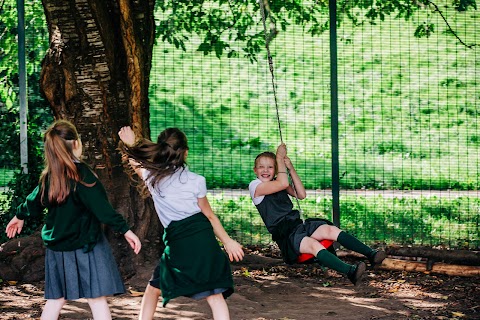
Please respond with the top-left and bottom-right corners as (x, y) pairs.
(16, 163), (130, 252)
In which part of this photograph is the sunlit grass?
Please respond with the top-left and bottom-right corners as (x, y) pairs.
(211, 192), (480, 249)
(149, 9), (479, 191)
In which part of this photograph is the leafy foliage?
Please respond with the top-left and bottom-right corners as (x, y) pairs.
(0, 0), (51, 242)
(155, 0), (477, 61)
(0, 107), (48, 243)
(0, 0), (48, 110)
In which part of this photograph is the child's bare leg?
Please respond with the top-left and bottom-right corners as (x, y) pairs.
(41, 298), (66, 320)
(139, 284), (161, 320)
(299, 235), (326, 255)
(206, 293), (230, 320)
(86, 296), (112, 320)
(309, 224), (341, 242)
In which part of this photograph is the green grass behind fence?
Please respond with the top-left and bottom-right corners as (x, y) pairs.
(212, 193), (480, 250)
(149, 9), (479, 191)
(1, 191), (478, 249)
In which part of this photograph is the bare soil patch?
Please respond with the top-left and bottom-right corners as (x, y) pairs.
(1, 246), (479, 320)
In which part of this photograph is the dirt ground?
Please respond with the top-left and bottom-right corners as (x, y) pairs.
(1, 247), (479, 320)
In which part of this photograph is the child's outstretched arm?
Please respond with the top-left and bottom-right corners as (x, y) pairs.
(6, 186), (43, 238)
(5, 216), (25, 238)
(198, 196), (244, 262)
(123, 230), (142, 254)
(284, 155), (307, 199)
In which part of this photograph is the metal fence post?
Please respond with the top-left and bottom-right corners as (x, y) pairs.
(329, 0), (340, 227)
(18, 0), (28, 174)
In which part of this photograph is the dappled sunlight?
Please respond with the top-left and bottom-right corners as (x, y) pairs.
(379, 285), (450, 310)
(61, 300), (94, 316)
(152, 303), (209, 319)
(8, 291), (214, 319)
(400, 298), (447, 309)
(310, 290), (396, 313)
(155, 296), (221, 319)
(62, 295), (211, 319)
(304, 270), (459, 318)
(349, 301), (394, 312)
(1, 265), (477, 319)
(310, 286), (354, 295)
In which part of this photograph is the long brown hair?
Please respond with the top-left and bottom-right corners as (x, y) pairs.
(40, 120), (82, 204)
(121, 128), (189, 195)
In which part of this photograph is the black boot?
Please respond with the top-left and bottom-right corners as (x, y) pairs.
(368, 250), (387, 267)
(347, 261), (366, 286)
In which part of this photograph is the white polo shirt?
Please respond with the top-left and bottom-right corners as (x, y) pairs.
(142, 167), (206, 228)
(249, 178), (265, 205)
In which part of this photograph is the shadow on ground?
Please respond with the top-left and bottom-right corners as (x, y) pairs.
(0, 252), (478, 320)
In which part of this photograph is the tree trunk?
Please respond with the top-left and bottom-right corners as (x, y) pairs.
(39, 0), (160, 275)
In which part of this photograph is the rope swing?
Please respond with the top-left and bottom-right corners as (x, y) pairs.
(258, 1), (334, 263)
(258, 0), (302, 214)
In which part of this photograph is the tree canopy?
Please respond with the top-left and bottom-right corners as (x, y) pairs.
(154, 0), (477, 61)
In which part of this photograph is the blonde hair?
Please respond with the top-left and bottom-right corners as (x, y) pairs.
(40, 120), (82, 204)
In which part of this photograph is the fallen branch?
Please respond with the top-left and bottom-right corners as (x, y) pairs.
(386, 246), (480, 266)
(378, 258), (480, 277)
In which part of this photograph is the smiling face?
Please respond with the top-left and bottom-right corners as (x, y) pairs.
(254, 155), (277, 182)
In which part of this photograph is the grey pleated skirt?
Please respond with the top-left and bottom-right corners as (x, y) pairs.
(44, 234), (126, 300)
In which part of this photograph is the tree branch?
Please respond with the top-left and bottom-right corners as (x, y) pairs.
(427, 0), (477, 49)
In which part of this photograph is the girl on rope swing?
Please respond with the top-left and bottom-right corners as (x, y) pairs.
(249, 143), (386, 286)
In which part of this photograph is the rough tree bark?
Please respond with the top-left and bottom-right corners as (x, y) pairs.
(39, 0), (160, 275)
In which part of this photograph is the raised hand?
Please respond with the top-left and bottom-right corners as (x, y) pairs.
(118, 126), (136, 147)
(276, 143), (287, 159)
(284, 155), (293, 170)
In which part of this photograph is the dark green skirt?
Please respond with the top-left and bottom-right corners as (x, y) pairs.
(159, 213), (234, 306)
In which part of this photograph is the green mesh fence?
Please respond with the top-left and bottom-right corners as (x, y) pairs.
(150, 5), (479, 249)
(337, 6), (479, 249)
(2, 1), (479, 250)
